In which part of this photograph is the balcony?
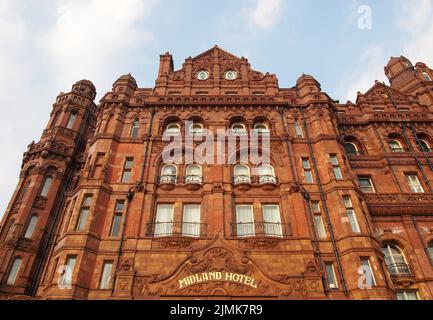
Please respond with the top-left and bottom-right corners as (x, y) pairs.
(184, 175), (203, 191)
(230, 222), (291, 239)
(364, 193), (433, 216)
(233, 175), (252, 191)
(159, 175), (177, 191)
(386, 263), (414, 285)
(258, 175), (278, 191)
(147, 221), (207, 238)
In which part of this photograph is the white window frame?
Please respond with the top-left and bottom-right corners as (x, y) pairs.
(358, 177), (376, 193)
(235, 205), (255, 238)
(344, 196), (361, 233)
(406, 174), (424, 193)
(360, 257), (377, 287)
(325, 263), (338, 289)
(182, 204), (201, 237)
(154, 204), (174, 237)
(302, 158), (314, 184)
(99, 261), (113, 290)
(262, 204), (283, 238)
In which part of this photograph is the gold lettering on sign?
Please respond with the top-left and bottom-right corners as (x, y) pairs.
(178, 272), (258, 289)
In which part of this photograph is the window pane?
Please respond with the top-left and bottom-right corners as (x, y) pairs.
(235, 165), (249, 176)
(7, 258), (22, 285)
(40, 177), (53, 197)
(302, 159), (310, 169)
(236, 205), (255, 237)
(311, 202), (321, 214)
(325, 263), (338, 289)
(182, 205), (201, 237)
(347, 210), (360, 233)
(83, 196), (93, 206)
(66, 113), (77, 129)
(305, 171), (314, 184)
(315, 215), (326, 238)
(115, 201), (125, 213)
(333, 167), (343, 180)
(60, 256), (76, 287)
(330, 155), (339, 166)
(124, 158), (133, 169)
(154, 204), (174, 237)
(343, 196), (352, 208)
(122, 171), (131, 183)
(24, 215), (38, 239)
(76, 208), (89, 231)
(100, 262), (113, 289)
(295, 121), (303, 137)
(110, 214), (122, 237)
(262, 205), (283, 237)
(361, 258), (376, 286)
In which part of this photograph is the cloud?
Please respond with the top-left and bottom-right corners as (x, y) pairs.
(0, 0), (156, 221)
(244, 0), (284, 30)
(398, 0), (433, 66)
(336, 45), (388, 102)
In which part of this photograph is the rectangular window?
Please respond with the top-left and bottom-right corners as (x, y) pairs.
(66, 112), (77, 130)
(110, 201), (124, 237)
(397, 291), (419, 300)
(130, 120), (139, 139)
(59, 256), (76, 287)
(24, 215), (38, 239)
(91, 153), (105, 179)
(343, 196), (361, 233)
(99, 261), (113, 290)
(360, 257), (376, 287)
(40, 176), (53, 197)
(18, 179), (31, 201)
(302, 158), (314, 184)
(330, 155), (343, 180)
(154, 204), (174, 237)
(311, 201), (326, 238)
(358, 177), (375, 193)
(236, 205), (255, 238)
(325, 263), (338, 289)
(294, 121), (304, 138)
(406, 174), (424, 193)
(121, 158), (134, 183)
(262, 205), (283, 237)
(75, 195), (92, 231)
(182, 204), (201, 237)
(7, 257), (22, 285)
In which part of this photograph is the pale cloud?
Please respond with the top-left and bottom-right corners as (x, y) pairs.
(0, 0), (156, 220)
(244, 0), (284, 30)
(336, 45), (388, 102)
(398, 0), (433, 66)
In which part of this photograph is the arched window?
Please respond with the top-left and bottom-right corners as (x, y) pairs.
(160, 165), (177, 184)
(40, 176), (53, 197)
(232, 123), (247, 135)
(258, 164), (277, 184)
(165, 123), (180, 135)
(185, 164), (203, 184)
(254, 123), (269, 135)
(345, 142), (359, 155)
(189, 123), (203, 136)
(24, 215), (38, 239)
(381, 244), (411, 276)
(418, 138), (431, 152)
(6, 257), (22, 285)
(233, 164), (251, 184)
(428, 241), (433, 263)
(66, 111), (77, 130)
(389, 139), (404, 153)
(423, 71), (432, 81)
(130, 119), (139, 139)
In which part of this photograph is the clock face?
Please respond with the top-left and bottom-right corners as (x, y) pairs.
(225, 70), (237, 80)
(197, 70), (209, 80)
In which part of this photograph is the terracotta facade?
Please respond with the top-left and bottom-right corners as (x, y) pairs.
(1, 47), (433, 300)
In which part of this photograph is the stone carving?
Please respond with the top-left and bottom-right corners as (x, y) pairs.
(157, 238), (193, 249)
(118, 258), (133, 272)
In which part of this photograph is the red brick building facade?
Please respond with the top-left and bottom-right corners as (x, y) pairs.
(1, 47), (433, 300)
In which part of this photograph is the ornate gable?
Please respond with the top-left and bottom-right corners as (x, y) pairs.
(359, 81), (410, 104)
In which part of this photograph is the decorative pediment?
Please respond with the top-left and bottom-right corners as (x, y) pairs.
(126, 233), (324, 299)
(360, 82), (410, 103)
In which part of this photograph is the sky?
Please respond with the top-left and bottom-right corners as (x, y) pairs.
(1, 0), (433, 220)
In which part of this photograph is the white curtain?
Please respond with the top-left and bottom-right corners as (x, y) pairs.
(182, 205), (201, 237)
(262, 205), (283, 237)
(259, 165), (274, 176)
(187, 165), (201, 176)
(155, 204), (174, 237)
(236, 205), (254, 237)
(162, 165), (177, 176)
(234, 165), (249, 176)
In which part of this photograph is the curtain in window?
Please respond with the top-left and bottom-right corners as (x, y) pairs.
(182, 205), (201, 237)
(262, 205), (283, 237)
(154, 204), (174, 237)
(236, 205), (254, 237)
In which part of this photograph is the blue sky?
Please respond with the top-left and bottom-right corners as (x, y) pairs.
(1, 0), (432, 219)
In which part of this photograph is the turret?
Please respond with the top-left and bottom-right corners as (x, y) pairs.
(0, 80), (96, 297)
